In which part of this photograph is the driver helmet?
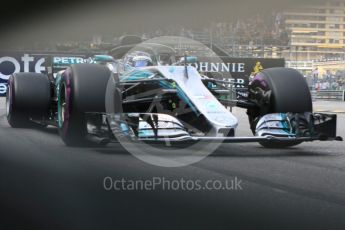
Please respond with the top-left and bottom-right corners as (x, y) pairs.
(126, 51), (153, 68)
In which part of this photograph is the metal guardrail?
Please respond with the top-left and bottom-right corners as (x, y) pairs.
(311, 90), (345, 101)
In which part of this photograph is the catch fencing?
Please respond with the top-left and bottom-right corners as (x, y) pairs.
(311, 90), (345, 101)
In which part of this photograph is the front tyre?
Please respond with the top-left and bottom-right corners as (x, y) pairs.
(248, 68), (312, 148)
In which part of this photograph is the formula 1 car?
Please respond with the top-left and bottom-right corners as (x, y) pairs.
(5, 37), (342, 148)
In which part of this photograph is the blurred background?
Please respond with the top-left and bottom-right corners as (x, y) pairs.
(0, 0), (345, 91)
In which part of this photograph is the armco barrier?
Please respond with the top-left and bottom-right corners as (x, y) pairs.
(311, 90), (345, 101)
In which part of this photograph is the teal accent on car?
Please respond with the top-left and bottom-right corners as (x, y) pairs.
(159, 80), (200, 116)
(93, 55), (115, 63)
(120, 69), (156, 81)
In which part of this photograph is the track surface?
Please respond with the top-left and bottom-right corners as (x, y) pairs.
(1, 98), (345, 229)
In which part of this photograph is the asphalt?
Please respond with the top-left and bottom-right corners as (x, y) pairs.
(1, 97), (345, 230)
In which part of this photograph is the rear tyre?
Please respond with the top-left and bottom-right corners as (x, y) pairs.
(57, 64), (112, 146)
(6, 73), (51, 128)
(248, 68), (312, 148)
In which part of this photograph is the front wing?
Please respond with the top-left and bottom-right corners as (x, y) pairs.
(104, 112), (342, 145)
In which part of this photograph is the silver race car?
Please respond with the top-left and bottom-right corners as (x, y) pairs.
(6, 37), (342, 148)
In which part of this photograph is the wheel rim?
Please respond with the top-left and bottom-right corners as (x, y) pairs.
(58, 83), (67, 128)
(6, 83), (11, 117)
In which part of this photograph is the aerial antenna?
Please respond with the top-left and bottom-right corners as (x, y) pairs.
(184, 52), (189, 79)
